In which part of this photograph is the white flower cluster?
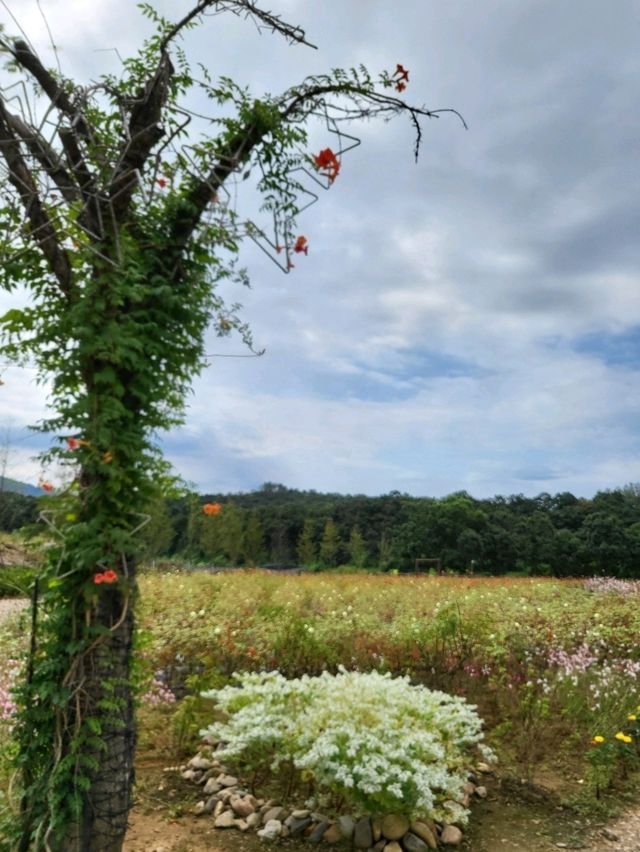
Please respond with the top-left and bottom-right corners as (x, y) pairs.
(201, 668), (487, 821)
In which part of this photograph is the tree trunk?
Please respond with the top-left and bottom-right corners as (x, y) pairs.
(63, 588), (136, 852)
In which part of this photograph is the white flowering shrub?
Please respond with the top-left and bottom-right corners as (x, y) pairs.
(201, 669), (490, 821)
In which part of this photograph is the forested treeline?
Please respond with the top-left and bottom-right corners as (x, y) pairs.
(4, 482), (640, 576)
(133, 482), (640, 577)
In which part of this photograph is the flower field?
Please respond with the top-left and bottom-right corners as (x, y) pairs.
(2, 570), (640, 816)
(136, 571), (640, 792)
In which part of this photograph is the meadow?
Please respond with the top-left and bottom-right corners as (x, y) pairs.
(134, 572), (640, 792)
(2, 570), (640, 840)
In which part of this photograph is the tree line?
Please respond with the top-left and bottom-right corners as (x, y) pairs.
(4, 481), (640, 577)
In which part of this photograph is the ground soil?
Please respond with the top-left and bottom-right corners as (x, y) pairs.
(125, 761), (640, 852)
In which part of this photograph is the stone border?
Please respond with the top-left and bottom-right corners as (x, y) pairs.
(177, 751), (494, 849)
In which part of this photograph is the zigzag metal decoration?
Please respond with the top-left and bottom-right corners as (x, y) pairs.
(245, 102), (361, 271)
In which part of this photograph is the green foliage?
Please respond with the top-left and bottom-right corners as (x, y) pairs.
(319, 518), (340, 567)
(348, 526), (367, 569)
(296, 518), (317, 566)
(158, 483), (640, 576)
(0, 566), (34, 598)
(243, 511), (265, 565)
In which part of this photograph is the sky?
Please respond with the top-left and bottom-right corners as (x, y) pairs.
(1, 0), (640, 498)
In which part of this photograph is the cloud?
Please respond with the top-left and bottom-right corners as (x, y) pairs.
(1, 0), (639, 498)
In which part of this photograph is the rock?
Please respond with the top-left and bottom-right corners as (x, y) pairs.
(410, 821), (437, 850)
(286, 816), (313, 837)
(462, 781), (476, 796)
(213, 800), (225, 818)
(263, 806), (286, 825)
(601, 829), (619, 842)
(236, 820), (249, 832)
(246, 812), (262, 828)
(214, 810), (238, 829)
(372, 817), (382, 842)
(203, 796), (219, 814)
(280, 825), (290, 838)
(381, 814), (410, 841)
(231, 797), (255, 818)
(245, 794), (260, 809)
(203, 778), (221, 795)
(354, 816), (373, 849)
(402, 832), (429, 852)
(181, 769), (197, 781)
(217, 774), (239, 788)
(192, 800), (206, 816)
(291, 808), (311, 819)
(308, 821), (330, 844)
(257, 819), (282, 841)
(323, 824), (343, 844)
(475, 785), (488, 799)
(338, 815), (356, 839)
(441, 825), (463, 845)
(386, 842), (403, 852)
(476, 762), (492, 774)
(189, 755), (213, 770)
(371, 841), (386, 852)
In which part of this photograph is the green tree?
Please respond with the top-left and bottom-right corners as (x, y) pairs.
(0, 3), (455, 846)
(138, 496), (174, 561)
(348, 526), (367, 568)
(320, 518), (340, 567)
(199, 509), (223, 560)
(297, 518), (317, 566)
(378, 533), (394, 571)
(219, 501), (244, 564)
(243, 511), (265, 565)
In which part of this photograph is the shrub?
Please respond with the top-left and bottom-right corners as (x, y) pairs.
(201, 668), (491, 822)
(0, 567), (34, 598)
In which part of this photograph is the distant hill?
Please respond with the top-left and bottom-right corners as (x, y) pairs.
(0, 477), (41, 497)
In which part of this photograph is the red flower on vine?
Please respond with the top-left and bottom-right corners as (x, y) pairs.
(293, 235), (309, 255)
(94, 570), (118, 585)
(157, 178), (168, 188)
(313, 148), (341, 184)
(39, 480), (54, 493)
(203, 502), (222, 516)
(392, 64), (410, 92)
(67, 437), (89, 450)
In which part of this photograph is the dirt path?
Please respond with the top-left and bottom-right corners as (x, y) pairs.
(0, 597), (28, 621)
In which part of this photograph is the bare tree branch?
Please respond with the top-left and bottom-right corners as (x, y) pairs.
(159, 0), (316, 53)
(108, 53), (174, 222)
(9, 40), (91, 138)
(0, 97), (73, 294)
(4, 111), (82, 207)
